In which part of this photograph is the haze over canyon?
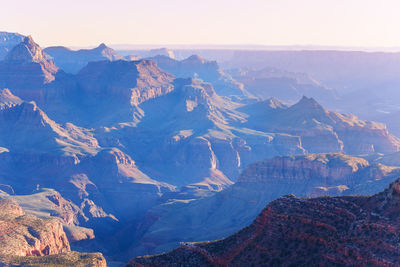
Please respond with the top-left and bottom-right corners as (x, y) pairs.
(0, 29), (400, 266)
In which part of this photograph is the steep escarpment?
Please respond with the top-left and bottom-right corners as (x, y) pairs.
(0, 35), (64, 106)
(77, 59), (175, 106)
(68, 59), (176, 126)
(0, 35), (58, 86)
(129, 178), (400, 266)
(79, 148), (176, 220)
(238, 153), (369, 184)
(0, 97), (99, 156)
(0, 199), (107, 267)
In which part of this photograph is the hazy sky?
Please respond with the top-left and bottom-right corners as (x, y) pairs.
(2, 0), (400, 47)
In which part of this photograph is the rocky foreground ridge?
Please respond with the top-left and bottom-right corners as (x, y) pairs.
(0, 199), (106, 266)
(129, 178), (400, 266)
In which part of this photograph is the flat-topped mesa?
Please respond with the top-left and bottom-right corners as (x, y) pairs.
(44, 42), (123, 73)
(238, 153), (370, 184)
(77, 59), (175, 106)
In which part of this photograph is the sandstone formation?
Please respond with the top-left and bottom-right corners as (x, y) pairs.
(0, 199), (70, 256)
(0, 198), (108, 266)
(1, 32), (400, 263)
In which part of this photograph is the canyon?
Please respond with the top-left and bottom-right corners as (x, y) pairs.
(0, 31), (400, 265)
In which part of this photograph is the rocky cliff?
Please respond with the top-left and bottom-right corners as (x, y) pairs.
(0, 199), (70, 256)
(0, 35), (60, 105)
(129, 178), (400, 266)
(77, 59), (175, 106)
(0, 198), (107, 266)
(2, 35), (58, 83)
(0, 96), (99, 156)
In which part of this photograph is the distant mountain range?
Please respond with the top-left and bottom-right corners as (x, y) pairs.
(44, 43), (124, 74)
(0, 31), (400, 264)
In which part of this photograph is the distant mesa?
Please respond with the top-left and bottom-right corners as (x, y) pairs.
(150, 54), (251, 98)
(147, 47), (175, 59)
(44, 43), (124, 73)
(228, 66), (338, 104)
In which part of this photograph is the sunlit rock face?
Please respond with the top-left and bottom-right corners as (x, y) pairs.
(0, 199), (70, 257)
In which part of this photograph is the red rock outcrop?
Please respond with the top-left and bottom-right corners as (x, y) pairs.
(0, 199), (70, 257)
(128, 178), (400, 266)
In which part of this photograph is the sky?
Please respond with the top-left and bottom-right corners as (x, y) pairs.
(2, 0), (400, 48)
